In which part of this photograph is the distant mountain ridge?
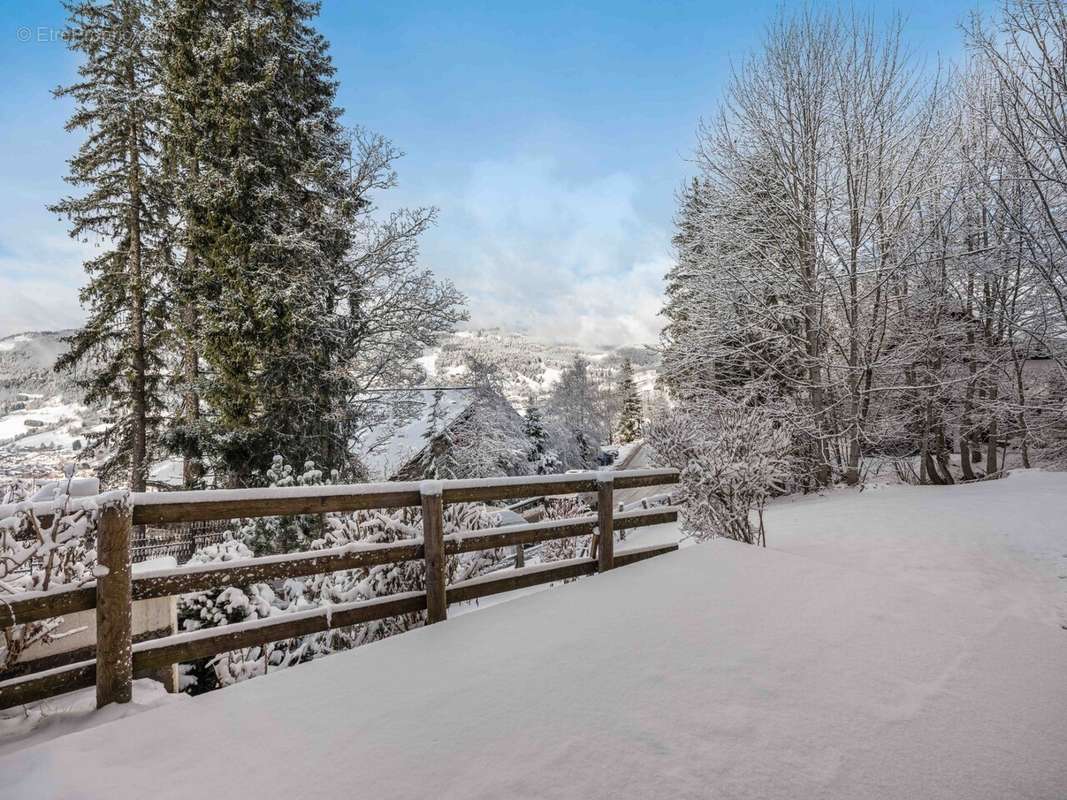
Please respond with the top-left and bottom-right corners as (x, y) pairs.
(0, 329), (81, 405)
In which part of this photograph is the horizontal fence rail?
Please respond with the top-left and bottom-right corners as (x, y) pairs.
(1, 469), (681, 711)
(129, 469), (680, 525)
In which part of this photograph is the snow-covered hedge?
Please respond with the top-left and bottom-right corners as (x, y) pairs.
(540, 497), (593, 566)
(0, 472), (124, 671)
(178, 457), (511, 693)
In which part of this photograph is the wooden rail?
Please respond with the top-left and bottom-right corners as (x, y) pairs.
(0, 469), (680, 711)
(128, 469), (679, 525)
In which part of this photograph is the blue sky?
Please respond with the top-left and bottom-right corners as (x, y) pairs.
(0, 0), (983, 346)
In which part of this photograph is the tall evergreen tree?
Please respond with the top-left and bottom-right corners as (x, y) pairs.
(523, 397), (549, 463)
(547, 356), (604, 435)
(616, 359), (643, 443)
(161, 0), (364, 484)
(421, 389), (453, 479)
(52, 0), (169, 491)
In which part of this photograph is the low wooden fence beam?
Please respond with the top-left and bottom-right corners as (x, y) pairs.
(613, 542), (679, 567)
(0, 586), (96, 628)
(446, 558), (597, 604)
(128, 469), (680, 526)
(131, 592), (427, 674)
(0, 661), (96, 709)
(132, 540), (424, 601)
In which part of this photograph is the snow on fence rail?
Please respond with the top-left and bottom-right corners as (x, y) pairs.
(0, 469), (680, 711)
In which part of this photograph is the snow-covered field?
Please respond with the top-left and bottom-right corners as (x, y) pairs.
(0, 330), (96, 483)
(766, 471), (1067, 629)
(2, 471), (1066, 799)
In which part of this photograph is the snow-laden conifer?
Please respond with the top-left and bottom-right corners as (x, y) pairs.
(52, 0), (170, 491)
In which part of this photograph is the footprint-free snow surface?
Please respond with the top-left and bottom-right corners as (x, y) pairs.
(4, 472), (1067, 799)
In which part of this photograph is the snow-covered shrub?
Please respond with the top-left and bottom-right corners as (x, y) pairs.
(648, 404), (790, 545)
(178, 539), (266, 631)
(0, 479), (33, 506)
(179, 455), (509, 691)
(176, 538), (273, 692)
(540, 497), (594, 566)
(293, 501), (503, 646)
(0, 477), (120, 670)
(237, 456), (337, 555)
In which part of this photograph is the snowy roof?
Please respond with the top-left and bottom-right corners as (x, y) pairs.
(29, 477), (99, 503)
(148, 458), (185, 489)
(354, 388), (476, 480)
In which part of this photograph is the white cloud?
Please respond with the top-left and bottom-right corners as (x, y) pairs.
(417, 155), (669, 347)
(0, 231), (88, 337)
(0, 156), (673, 348)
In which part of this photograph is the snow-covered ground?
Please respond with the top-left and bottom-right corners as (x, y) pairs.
(0, 680), (180, 760)
(765, 471), (1067, 629)
(2, 470), (1066, 798)
(0, 330), (96, 483)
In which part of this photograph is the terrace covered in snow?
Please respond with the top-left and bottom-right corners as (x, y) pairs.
(4, 472), (1067, 799)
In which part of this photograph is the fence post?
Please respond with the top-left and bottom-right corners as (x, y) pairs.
(597, 473), (614, 572)
(96, 501), (133, 708)
(420, 481), (447, 624)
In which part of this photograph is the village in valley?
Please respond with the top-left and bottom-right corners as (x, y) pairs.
(1, 1), (1066, 798)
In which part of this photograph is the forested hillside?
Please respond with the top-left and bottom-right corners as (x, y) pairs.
(420, 328), (659, 405)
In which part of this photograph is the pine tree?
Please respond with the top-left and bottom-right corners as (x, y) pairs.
(52, 0), (170, 492)
(421, 389), (453, 479)
(546, 356), (608, 467)
(157, 0), (353, 484)
(160, 0), (463, 485)
(547, 356), (605, 435)
(523, 397), (549, 468)
(617, 359), (643, 443)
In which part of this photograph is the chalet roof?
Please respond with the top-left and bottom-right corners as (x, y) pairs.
(354, 388), (477, 481)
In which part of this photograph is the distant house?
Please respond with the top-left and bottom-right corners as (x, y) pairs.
(354, 388), (474, 480)
(354, 387), (528, 481)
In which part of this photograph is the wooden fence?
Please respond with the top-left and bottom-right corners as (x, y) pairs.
(0, 468), (680, 711)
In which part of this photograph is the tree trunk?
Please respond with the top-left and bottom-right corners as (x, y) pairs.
(985, 394), (999, 475)
(127, 63), (147, 495)
(959, 288), (977, 481)
(935, 426), (955, 485)
(181, 159), (202, 489)
(181, 296), (202, 487)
